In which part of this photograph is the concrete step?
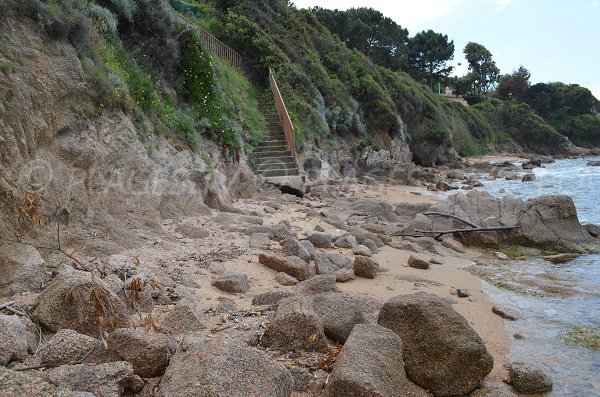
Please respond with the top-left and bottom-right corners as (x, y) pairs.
(256, 161), (298, 171)
(258, 168), (300, 178)
(255, 152), (292, 160)
(254, 154), (296, 162)
(254, 146), (290, 154)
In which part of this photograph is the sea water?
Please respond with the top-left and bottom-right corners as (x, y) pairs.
(473, 156), (600, 396)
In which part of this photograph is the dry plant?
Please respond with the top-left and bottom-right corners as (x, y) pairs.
(318, 345), (343, 372)
(16, 191), (46, 239)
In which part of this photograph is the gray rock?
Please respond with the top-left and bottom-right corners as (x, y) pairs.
(288, 366), (312, 392)
(274, 272), (299, 286)
(47, 361), (134, 397)
(259, 253), (311, 281)
(315, 252), (354, 281)
(469, 381), (518, 396)
(362, 239), (380, 254)
(294, 275), (340, 295)
(410, 191), (595, 252)
(378, 292), (493, 396)
(522, 173), (536, 182)
(0, 367), (95, 397)
(0, 314), (28, 365)
(160, 301), (204, 335)
(334, 235), (357, 249)
(246, 223), (295, 241)
(159, 338), (293, 396)
(457, 289), (471, 298)
(436, 181), (453, 191)
(543, 253), (580, 263)
(353, 256), (379, 279)
(211, 272), (250, 293)
(174, 225), (210, 239)
(261, 296), (328, 352)
(252, 290), (294, 306)
(492, 305), (521, 321)
(323, 324), (429, 397)
(312, 293), (367, 343)
(584, 223), (600, 238)
(408, 255), (430, 270)
(249, 233), (271, 249)
(307, 233), (333, 248)
(39, 329), (109, 366)
(509, 362), (553, 394)
(587, 160), (600, 166)
(0, 242), (47, 296)
(32, 269), (130, 336)
(441, 238), (466, 253)
(281, 238), (312, 262)
(109, 328), (177, 378)
(352, 244), (372, 256)
(300, 240), (316, 258)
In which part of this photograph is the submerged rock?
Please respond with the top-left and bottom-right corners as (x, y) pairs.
(508, 362), (553, 394)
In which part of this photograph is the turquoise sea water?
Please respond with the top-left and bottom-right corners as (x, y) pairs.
(473, 157), (600, 396)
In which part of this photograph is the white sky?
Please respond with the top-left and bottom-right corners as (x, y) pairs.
(292, 0), (600, 99)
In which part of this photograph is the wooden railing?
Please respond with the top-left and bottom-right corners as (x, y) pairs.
(164, 0), (243, 71)
(269, 68), (297, 161)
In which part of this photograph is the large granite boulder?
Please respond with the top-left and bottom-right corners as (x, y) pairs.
(314, 252), (354, 282)
(0, 242), (47, 296)
(323, 324), (429, 397)
(406, 191), (595, 252)
(109, 328), (177, 377)
(378, 292), (493, 396)
(0, 314), (29, 365)
(508, 362), (553, 394)
(32, 270), (130, 336)
(47, 361), (134, 397)
(260, 296), (328, 352)
(259, 253), (310, 281)
(312, 293), (367, 343)
(159, 338), (293, 396)
(0, 367), (95, 397)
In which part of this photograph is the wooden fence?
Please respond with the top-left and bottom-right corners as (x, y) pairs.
(163, 0), (243, 71)
(269, 68), (297, 161)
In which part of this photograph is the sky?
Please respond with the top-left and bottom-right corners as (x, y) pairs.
(292, 0), (600, 99)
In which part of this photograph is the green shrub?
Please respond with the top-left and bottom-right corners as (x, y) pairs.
(89, 5), (118, 35)
(0, 62), (12, 73)
(107, 0), (137, 22)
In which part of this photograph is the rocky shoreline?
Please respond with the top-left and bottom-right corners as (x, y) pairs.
(1, 155), (599, 397)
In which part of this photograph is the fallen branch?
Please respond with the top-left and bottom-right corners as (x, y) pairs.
(0, 301), (16, 310)
(422, 212), (480, 228)
(414, 225), (519, 239)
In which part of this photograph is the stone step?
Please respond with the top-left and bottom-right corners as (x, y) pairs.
(256, 161), (298, 171)
(254, 154), (296, 163)
(254, 147), (292, 156)
(258, 168), (300, 178)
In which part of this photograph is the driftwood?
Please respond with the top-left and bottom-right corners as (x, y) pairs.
(402, 212), (520, 239)
(422, 212), (480, 228)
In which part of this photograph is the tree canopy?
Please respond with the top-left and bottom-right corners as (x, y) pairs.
(311, 7), (409, 71)
(497, 66), (531, 102)
(406, 30), (454, 88)
(459, 42), (500, 100)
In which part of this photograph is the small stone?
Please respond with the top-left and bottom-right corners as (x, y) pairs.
(211, 272), (250, 293)
(441, 238), (466, 253)
(522, 174), (536, 182)
(259, 253), (311, 281)
(314, 225), (325, 232)
(334, 235), (358, 249)
(307, 233), (333, 248)
(294, 275), (339, 295)
(509, 362), (553, 394)
(457, 289), (471, 298)
(249, 233), (271, 249)
(494, 252), (510, 260)
(281, 238), (312, 263)
(275, 272), (299, 286)
(362, 239), (380, 254)
(352, 245), (371, 256)
(354, 256), (379, 279)
(492, 305), (521, 321)
(429, 258), (443, 265)
(252, 291), (294, 306)
(408, 255), (430, 270)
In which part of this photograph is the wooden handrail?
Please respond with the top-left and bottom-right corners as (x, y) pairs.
(163, 0), (243, 71)
(269, 68), (297, 161)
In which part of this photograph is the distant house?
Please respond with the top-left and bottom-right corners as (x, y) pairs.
(441, 87), (469, 107)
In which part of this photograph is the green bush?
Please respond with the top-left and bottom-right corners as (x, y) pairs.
(89, 5), (118, 35)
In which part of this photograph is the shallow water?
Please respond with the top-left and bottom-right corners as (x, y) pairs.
(473, 157), (600, 396)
